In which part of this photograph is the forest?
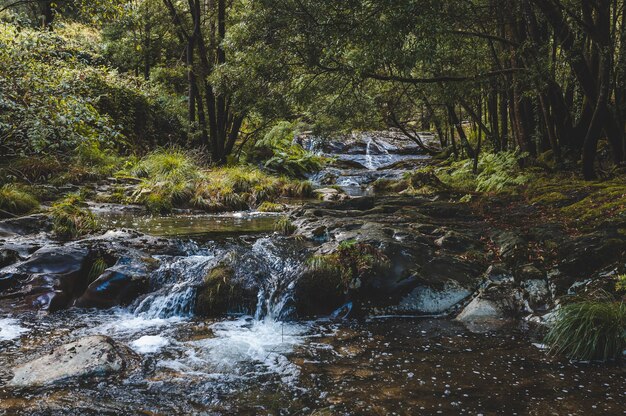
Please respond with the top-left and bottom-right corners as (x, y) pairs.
(0, 1), (625, 415)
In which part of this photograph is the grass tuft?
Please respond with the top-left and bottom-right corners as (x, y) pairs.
(274, 216), (296, 235)
(50, 194), (98, 240)
(544, 298), (626, 362)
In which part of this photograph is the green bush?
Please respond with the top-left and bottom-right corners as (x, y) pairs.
(248, 121), (326, 178)
(433, 151), (532, 194)
(0, 21), (184, 160)
(0, 184), (40, 217)
(50, 194), (98, 239)
(545, 299), (626, 362)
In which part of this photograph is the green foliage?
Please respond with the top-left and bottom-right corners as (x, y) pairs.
(248, 121), (326, 178)
(307, 240), (390, 292)
(49, 194), (98, 239)
(274, 216), (296, 235)
(0, 184), (40, 217)
(129, 149), (312, 213)
(545, 299), (626, 362)
(0, 20), (184, 161)
(433, 152), (532, 194)
(616, 275), (626, 294)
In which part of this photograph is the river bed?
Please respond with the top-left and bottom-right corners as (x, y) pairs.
(1, 133), (625, 415)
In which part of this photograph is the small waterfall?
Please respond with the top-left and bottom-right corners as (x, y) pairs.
(133, 254), (218, 319)
(251, 238), (302, 322)
(365, 137), (376, 170)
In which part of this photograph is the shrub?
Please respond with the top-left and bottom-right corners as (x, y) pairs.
(0, 184), (40, 217)
(0, 21), (184, 160)
(431, 151), (532, 194)
(544, 299), (626, 362)
(248, 121), (326, 178)
(50, 194), (98, 239)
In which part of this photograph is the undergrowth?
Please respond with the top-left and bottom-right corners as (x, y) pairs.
(50, 194), (98, 239)
(0, 184), (40, 217)
(129, 148), (313, 213)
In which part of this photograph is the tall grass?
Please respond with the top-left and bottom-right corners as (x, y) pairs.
(0, 184), (40, 217)
(129, 148), (313, 213)
(50, 194), (98, 240)
(544, 299), (626, 362)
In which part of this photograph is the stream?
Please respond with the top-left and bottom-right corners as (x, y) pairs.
(0, 132), (625, 415)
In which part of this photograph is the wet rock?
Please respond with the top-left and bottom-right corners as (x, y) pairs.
(75, 258), (155, 309)
(557, 233), (626, 279)
(195, 259), (258, 317)
(0, 246), (91, 311)
(0, 214), (51, 237)
(8, 335), (139, 387)
(484, 264), (514, 284)
(295, 268), (348, 317)
(491, 230), (530, 266)
(521, 279), (550, 311)
(456, 283), (525, 324)
(515, 264), (545, 282)
(395, 280), (472, 314)
(0, 248), (20, 269)
(434, 230), (482, 253)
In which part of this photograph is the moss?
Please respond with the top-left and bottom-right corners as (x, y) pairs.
(257, 201), (285, 213)
(0, 185), (40, 218)
(371, 178), (410, 194)
(529, 191), (569, 205)
(522, 174), (626, 230)
(50, 194), (98, 240)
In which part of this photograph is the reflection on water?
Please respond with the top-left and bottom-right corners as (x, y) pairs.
(94, 208), (280, 238)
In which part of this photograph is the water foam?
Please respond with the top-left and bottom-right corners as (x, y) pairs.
(0, 318), (29, 341)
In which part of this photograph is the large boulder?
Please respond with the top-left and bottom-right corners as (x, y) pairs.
(0, 246), (91, 311)
(194, 263), (256, 316)
(456, 283), (526, 325)
(8, 335), (139, 387)
(75, 258), (156, 309)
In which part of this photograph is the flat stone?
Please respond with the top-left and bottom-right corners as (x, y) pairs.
(8, 335), (138, 387)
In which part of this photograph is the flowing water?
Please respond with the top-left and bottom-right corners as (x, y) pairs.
(1, 133), (625, 414)
(305, 131), (433, 196)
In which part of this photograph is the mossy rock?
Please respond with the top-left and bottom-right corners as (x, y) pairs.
(195, 264), (254, 316)
(295, 268), (346, 317)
